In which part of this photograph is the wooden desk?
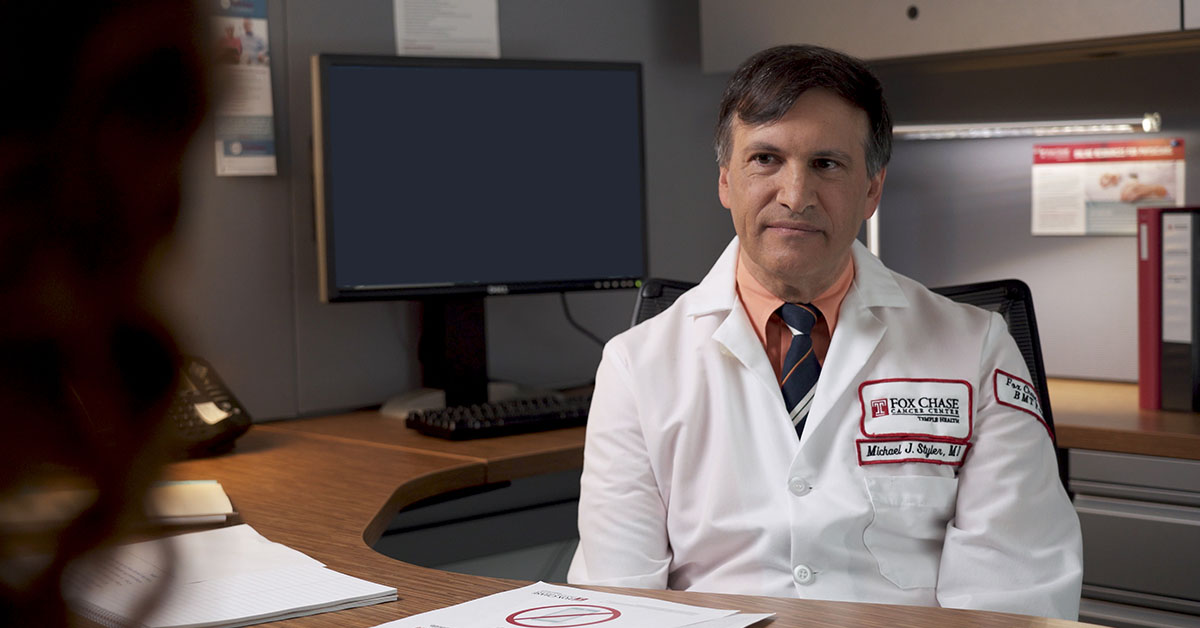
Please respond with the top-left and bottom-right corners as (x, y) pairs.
(166, 415), (1099, 627)
(1050, 379), (1200, 460)
(264, 410), (585, 483)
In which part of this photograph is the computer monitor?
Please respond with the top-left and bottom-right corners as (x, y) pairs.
(311, 53), (647, 407)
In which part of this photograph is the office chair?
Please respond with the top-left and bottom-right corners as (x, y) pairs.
(631, 278), (699, 327)
(632, 276), (1067, 488)
(929, 280), (1055, 435)
(931, 279), (1068, 490)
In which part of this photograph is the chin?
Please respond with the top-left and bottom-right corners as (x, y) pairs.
(763, 258), (817, 284)
(762, 245), (820, 271)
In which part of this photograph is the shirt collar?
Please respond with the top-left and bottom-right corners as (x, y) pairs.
(735, 249), (855, 345)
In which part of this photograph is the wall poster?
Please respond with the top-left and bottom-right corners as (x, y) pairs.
(210, 0), (278, 176)
(1032, 138), (1185, 236)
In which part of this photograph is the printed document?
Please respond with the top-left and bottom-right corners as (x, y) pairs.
(372, 582), (772, 628)
(394, 0), (499, 57)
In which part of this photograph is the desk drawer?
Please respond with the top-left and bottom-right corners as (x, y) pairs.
(1075, 494), (1200, 604)
(1070, 450), (1200, 503)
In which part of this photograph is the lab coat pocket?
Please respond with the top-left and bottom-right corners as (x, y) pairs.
(862, 475), (958, 590)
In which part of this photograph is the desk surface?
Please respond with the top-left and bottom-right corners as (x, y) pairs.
(1049, 379), (1200, 460)
(164, 407), (1114, 627)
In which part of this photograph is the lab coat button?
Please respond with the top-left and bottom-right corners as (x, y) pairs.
(793, 564), (815, 585)
(788, 477), (811, 496)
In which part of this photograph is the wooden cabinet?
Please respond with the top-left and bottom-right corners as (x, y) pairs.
(700, 0), (1182, 72)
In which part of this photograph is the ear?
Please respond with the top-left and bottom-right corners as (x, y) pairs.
(718, 165), (732, 210)
(864, 166), (886, 220)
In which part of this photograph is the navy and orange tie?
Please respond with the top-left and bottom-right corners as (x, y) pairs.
(778, 303), (821, 439)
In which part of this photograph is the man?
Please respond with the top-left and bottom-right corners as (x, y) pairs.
(240, 18), (267, 64)
(217, 23), (242, 63)
(567, 45), (1082, 619)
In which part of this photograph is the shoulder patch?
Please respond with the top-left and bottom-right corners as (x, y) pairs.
(993, 369), (1054, 441)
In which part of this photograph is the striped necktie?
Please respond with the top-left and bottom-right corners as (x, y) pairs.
(778, 303), (821, 439)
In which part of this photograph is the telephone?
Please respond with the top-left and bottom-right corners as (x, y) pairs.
(167, 356), (252, 458)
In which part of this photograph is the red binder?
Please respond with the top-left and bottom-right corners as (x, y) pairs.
(1137, 207), (1163, 410)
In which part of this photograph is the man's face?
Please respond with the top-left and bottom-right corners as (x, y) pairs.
(718, 88), (885, 302)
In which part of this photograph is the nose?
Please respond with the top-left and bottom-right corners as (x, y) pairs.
(775, 163), (813, 213)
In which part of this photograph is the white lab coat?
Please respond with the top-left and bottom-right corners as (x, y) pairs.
(568, 238), (1083, 619)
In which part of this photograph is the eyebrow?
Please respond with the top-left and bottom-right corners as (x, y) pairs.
(742, 143), (857, 164)
(743, 141), (783, 155)
(812, 149), (855, 164)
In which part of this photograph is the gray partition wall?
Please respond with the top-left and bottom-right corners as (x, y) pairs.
(162, 0), (733, 419)
(160, 1), (1200, 420)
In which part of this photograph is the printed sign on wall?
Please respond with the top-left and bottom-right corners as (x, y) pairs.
(211, 0), (277, 176)
(1032, 138), (1185, 236)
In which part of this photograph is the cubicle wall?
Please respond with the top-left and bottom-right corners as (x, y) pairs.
(162, 0), (1200, 420)
(874, 54), (1200, 382)
(163, 0), (733, 419)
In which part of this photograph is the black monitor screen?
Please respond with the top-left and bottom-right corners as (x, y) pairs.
(313, 54), (647, 301)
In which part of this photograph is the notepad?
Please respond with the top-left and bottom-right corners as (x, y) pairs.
(145, 481), (236, 526)
(65, 524), (397, 628)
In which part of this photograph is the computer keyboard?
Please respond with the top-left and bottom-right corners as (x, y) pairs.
(404, 394), (592, 440)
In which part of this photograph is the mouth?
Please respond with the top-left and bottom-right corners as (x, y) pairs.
(764, 221), (821, 235)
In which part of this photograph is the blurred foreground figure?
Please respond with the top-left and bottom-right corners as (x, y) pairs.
(0, 1), (209, 625)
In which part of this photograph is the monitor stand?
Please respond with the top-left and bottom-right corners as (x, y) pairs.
(379, 295), (559, 419)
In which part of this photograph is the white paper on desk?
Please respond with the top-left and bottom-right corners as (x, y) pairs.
(71, 524), (321, 586)
(65, 524), (396, 628)
(372, 582), (770, 628)
(145, 480), (234, 524)
(75, 564), (395, 628)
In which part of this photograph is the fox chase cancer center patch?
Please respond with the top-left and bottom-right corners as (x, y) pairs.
(859, 378), (973, 441)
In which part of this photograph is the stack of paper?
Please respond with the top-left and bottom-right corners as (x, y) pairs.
(145, 480), (236, 526)
(372, 582), (772, 628)
(65, 524), (396, 628)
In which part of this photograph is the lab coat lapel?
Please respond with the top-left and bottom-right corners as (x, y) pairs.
(803, 242), (907, 442)
(687, 239), (783, 400)
(711, 302), (780, 398)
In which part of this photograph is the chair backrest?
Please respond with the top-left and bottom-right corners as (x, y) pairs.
(932, 279), (1068, 490)
(631, 278), (698, 327)
(930, 279), (1054, 437)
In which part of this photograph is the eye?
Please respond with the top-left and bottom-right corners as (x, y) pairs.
(750, 153), (778, 166)
(812, 158), (841, 170)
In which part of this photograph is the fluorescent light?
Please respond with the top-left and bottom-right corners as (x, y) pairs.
(894, 113), (1161, 140)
